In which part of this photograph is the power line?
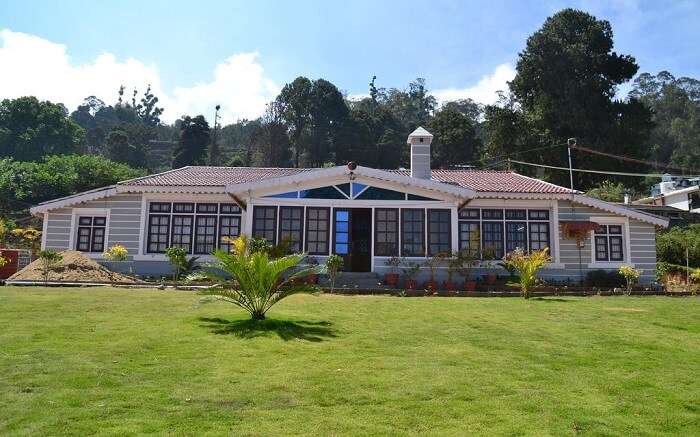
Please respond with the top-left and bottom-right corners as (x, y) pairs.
(506, 158), (700, 178)
(571, 144), (700, 174)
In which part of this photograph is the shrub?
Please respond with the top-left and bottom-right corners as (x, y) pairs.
(38, 249), (63, 284)
(325, 254), (344, 292)
(385, 256), (401, 274)
(249, 238), (272, 255)
(103, 244), (129, 262)
(586, 270), (625, 289)
(10, 227), (42, 253)
(193, 236), (320, 320)
(505, 248), (551, 299)
(618, 265), (642, 295)
(656, 224), (700, 266)
(0, 254), (8, 269)
(165, 247), (200, 281)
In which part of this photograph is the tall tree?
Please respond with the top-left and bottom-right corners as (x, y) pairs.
(250, 102), (292, 167)
(0, 96), (85, 161)
(276, 77), (312, 167)
(104, 129), (147, 169)
(427, 107), (481, 168)
(173, 115), (210, 168)
(486, 8), (652, 189)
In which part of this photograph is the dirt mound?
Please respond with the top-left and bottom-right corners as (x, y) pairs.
(8, 250), (139, 283)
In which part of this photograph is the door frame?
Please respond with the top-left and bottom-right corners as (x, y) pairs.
(332, 207), (373, 272)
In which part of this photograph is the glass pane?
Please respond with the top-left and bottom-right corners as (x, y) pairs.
(93, 217), (106, 226)
(355, 186), (405, 200)
(528, 210), (549, 220)
(609, 225), (622, 234)
(351, 183), (368, 198)
(506, 222), (527, 252)
(335, 243), (348, 254)
(264, 191), (298, 199)
(407, 194), (439, 201)
(150, 202), (171, 213)
(336, 210), (349, 222)
(220, 203), (241, 214)
(196, 203), (218, 213)
(78, 217), (92, 226)
(482, 209), (503, 220)
(300, 186), (346, 199)
(173, 203), (194, 213)
(505, 209), (526, 220)
(459, 209), (479, 219)
(336, 183), (351, 197)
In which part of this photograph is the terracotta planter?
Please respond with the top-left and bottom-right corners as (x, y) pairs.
(443, 280), (455, 291)
(485, 273), (497, 285)
(384, 272), (399, 287)
(405, 279), (417, 290)
(306, 273), (318, 284)
(463, 280), (477, 291)
(424, 280), (438, 291)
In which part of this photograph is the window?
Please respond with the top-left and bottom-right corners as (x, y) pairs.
(529, 222), (550, 251)
(482, 221), (504, 259)
(306, 207), (330, 255)
(218, 216), (241, 252)
(252, 206), (277, 245)
(170, 215), (193, 252)
(146, 201), (242, 254)
(334, 210), (349, 255)
(375, 209), (399, 256)
(194, 216), (217, 254)
(401, 209), (424, 256)
(506, 222), (527, 252)
(279, 207), (304, 253)
(299, 186), (347, 199)
(76, 216), (106, 252)
(355, 186), (405, 200)
(458, 221), (480, 256)
(459, 208), (551, 260)
(595, 225), (624, 262)
(427, 209), (451, 255)
(147, 215), (170, 253)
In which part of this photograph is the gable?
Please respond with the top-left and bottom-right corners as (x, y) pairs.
(263, 181), (443, 201)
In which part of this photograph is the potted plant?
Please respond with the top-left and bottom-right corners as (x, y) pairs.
(444, 252), (462, 290)
(482, 247), (498, 285)
(423, 253), (445, 292)
(325, 254), (344, 292)
(458, 250), (479, 291)
(401, 261), (420, 290)
(384, 256), (401, 287)
(305, 256), (319, 284)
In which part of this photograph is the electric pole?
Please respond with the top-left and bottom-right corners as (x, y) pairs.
(209, 104), (221, 166)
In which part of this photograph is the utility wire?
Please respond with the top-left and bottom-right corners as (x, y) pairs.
(506, 158), (700, 178)
(571, 144), (700, 174)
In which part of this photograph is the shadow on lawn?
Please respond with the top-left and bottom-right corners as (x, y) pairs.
(531, 297), (576, 303)
(198, 317), (336, 342)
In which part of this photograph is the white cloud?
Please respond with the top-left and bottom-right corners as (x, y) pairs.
(0, 29), (279, 124)
(432, 63), (516, 105)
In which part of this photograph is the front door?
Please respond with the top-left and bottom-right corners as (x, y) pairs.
(333, 208), (371, 272)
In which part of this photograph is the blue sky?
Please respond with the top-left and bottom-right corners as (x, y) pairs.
(1, 0), (698, 123)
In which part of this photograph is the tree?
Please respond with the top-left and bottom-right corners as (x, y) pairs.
(173, 115), (210, 168)
(586, 181), (626, 202)
(277, 77), (312, 167)
(0, 96), (85, 161)
(490, 9), (652, 189)
(0, 155), (146, 211)
(427, 107), (481, 168)
(250, 102), (292, 167)
(105, 129), (147, 168)
(195, 236), (320, 320)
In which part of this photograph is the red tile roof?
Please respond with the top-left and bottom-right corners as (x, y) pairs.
(120, 166), (573, 194)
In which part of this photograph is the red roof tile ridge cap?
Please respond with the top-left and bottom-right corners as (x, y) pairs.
(508, 171), (579, 193)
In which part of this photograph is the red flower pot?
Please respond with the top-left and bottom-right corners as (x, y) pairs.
(424, 280), (437, 291)
(384, 272), (399, 287)
(485, 273), (497, 285)
(463, 280), (477, 291)
(443, 280), (455, 291)
(306, 273), (318, 284)
(405, 279), (417, 290)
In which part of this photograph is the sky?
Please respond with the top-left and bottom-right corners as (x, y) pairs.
(0, 0), (699, 124)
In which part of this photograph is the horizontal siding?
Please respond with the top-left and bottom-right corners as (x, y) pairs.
(42, 194), (143, 254)
(555, 201), (658, 284)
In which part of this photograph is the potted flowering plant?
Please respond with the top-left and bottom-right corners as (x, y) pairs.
(384, 256), (401, 287)
(401, 262), (420, 290)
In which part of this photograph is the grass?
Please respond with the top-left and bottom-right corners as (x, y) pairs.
(0, 288), (698, 436)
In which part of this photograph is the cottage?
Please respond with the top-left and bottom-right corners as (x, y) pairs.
(31, 128), (668, 284)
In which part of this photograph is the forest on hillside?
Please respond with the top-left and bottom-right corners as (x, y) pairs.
(2, 8), (700, 222)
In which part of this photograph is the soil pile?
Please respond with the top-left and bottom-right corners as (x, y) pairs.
(8, 250), (139, 283)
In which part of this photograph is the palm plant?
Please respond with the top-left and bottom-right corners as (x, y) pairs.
(192, 236), (322, 320)
(507, 248), (551, 299)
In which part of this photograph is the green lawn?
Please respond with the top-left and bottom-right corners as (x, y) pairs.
(0, 288), (698, 436)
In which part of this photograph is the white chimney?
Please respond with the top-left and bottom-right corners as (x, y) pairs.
(407, 126), (433, 179)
